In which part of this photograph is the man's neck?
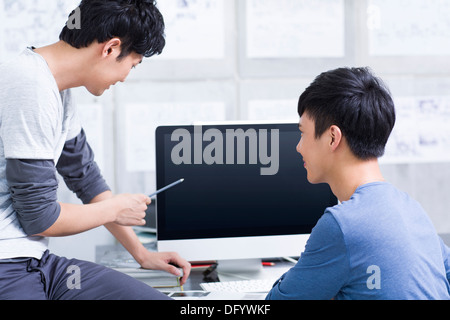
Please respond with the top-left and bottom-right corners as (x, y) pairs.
(327, 157), (385, 203)
(33, 41), (88, 92)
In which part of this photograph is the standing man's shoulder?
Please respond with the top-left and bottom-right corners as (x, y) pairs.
(0, 49), (56, 91)
(0, 49), (61, 113)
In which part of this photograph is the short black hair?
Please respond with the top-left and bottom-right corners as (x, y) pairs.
(298, 67), (396, 160)
(59, 0), (166, 59)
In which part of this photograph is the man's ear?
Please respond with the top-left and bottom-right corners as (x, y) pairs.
(329, 125), (343, 151)
(101, 38), (122, 58)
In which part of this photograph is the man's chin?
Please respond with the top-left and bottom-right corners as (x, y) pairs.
(306, 173), (323, 185)
(86, 87), (107, 97)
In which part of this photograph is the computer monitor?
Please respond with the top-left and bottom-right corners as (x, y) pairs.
(155, 122), (337, 271)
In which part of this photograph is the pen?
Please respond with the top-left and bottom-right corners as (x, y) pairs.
(149, 179), (185, 198)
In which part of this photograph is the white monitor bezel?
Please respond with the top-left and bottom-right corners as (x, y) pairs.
(157, 234), (309, 262)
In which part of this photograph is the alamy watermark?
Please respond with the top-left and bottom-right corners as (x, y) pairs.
(66, 7), (81, 30)
(66, 265), (81, 290)
(170, 126), (280, 176)
(366, 265), (381, 290)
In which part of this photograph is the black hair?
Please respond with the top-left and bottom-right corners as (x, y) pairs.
(298, 67), (396, 160)
(59, 0), (166, 59)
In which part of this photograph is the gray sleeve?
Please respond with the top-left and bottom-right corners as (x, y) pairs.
(6, 159), (61, 236)
(56, 129), (110, 204)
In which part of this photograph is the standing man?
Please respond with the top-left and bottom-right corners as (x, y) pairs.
(0, 0), (190, 300)
(266, 67), (450, 300)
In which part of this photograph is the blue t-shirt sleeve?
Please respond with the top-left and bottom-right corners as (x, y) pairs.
(266, 212), (350, 300)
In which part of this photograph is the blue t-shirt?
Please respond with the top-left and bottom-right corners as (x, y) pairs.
(266, 182), (450, 300)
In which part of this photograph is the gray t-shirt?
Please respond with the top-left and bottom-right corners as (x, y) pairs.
(0, 48), (81, 259)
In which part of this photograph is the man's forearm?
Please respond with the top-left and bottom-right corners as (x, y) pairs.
(36, 191), (149, 238)
(36, 200), (116, 237)
(91, 191), (150, 265)
(104, 222), (149, 265)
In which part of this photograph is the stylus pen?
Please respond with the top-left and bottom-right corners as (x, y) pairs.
(149, 179), (185, 198)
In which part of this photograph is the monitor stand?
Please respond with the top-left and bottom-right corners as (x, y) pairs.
(216, 258), (263, 280)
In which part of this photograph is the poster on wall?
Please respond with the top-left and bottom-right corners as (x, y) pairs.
(382, 96), (450, 164)
(0, 0), (80, 60)
(368, 0), (450, 56)
(246, 0), (345, 58)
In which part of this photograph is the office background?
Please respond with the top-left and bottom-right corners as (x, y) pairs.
(1, 0), (450, 262)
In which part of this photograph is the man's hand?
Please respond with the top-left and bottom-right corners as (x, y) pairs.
(110, 194), (151, 227)
(97, 191), (191, 286)
(138, 251), (192, 286)
(38, 193), (151, 237)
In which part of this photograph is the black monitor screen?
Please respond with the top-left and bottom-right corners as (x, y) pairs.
(156, 123), (337, 241)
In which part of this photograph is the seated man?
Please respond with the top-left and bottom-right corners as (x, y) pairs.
(266, 67), (450, 300)
(0, 0), (190, 300)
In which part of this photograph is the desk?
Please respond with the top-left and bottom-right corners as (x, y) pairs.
(97, 233), (450, 299)
(96, 243), (293, 299)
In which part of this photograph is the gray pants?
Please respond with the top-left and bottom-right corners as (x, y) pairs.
(0, 250), (171, 300)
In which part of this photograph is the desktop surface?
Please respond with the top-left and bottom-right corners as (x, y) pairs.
(96, 233), (450, 300)
(96, 243), (293, 300)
